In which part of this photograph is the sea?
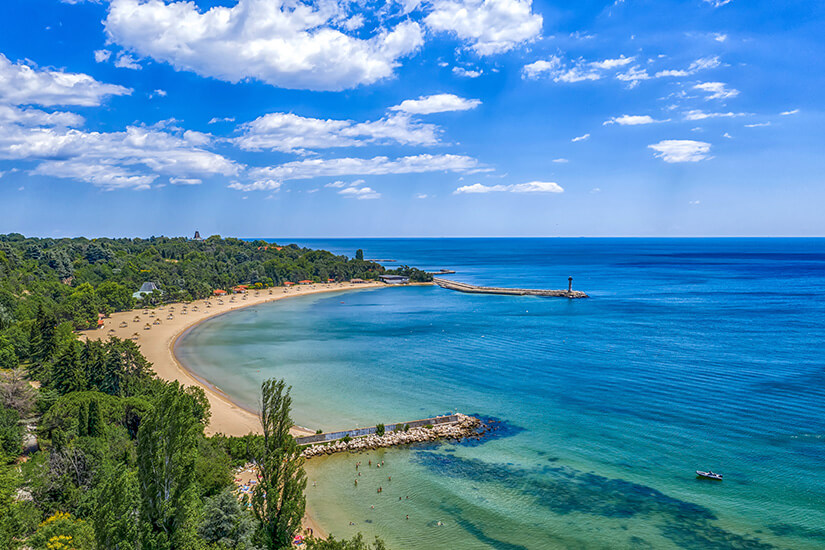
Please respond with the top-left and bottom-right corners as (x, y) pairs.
(175, 238), (825, 550)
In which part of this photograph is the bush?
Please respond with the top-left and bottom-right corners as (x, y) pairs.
(375, 423), (385, 437)
(341, 435), (352, 443)
(424, 424), (433, 430)
(403, 424), (410, 432)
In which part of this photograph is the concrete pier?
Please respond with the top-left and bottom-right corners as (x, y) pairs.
(433, 277), (588, 298)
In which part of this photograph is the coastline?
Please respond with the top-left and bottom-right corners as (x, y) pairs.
(81, 281), (386, 437)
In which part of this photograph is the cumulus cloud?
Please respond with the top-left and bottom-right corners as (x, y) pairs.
(339, 186), (381, 199)
(424, 0), (543, 55)
(102, 0), (424, 91)
(235, 112), (440, 152)
(0, 118), (238, 189)
(603, 114), (665, 126)
(390, 93), (481, 115)
(208, 116), (235, 124)
(571, 133), (590, 142)
(251, 153), (482, 181)
(648, 140), (712, 163)
(454, 180), (563, 194)
(694, 81), (739, 100)
(114, 53), (142, 70)
(0, 53), (131, 107)
(94, 49), (112, 63)
(452, 66), (483, 78)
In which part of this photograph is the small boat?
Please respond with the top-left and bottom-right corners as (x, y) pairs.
(696, 470), (723, 481)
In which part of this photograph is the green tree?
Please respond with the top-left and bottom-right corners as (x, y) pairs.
(137, 382), (204, 549)
(0, 404), (22, 459)
(306, 533), (388, 550)
(94, 464), (141, 550)
(355, 249), (364, 261)
(88, 398), (102, 438)
(199, 489), (256, 549)
(252, 379), (306, 549)
(52, 341), (87, 395)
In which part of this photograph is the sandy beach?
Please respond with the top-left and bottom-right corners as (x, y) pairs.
(81, 281), (385, 437)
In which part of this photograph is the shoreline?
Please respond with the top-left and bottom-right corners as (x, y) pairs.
(81, 281), (388, 437)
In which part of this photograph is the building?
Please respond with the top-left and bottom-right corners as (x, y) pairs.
(192, 231), (203, 241)
(133, 282), (161, 300)
(213, 289), (227, 296)
(283, 281), (295, 287)
(379, 275), (410, 285)
(232, 285), (249, 293)
(298, 280), (313, 285)
(350, 278), (366, 284)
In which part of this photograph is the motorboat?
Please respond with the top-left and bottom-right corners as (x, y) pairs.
(696, 470), (723, 481)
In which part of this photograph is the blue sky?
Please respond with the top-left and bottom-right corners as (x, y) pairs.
(0, 0), (823, 237)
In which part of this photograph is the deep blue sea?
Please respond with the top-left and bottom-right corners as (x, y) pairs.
(177, 239), (825, 549)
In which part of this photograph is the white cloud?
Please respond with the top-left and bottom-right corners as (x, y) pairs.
(208, 116), (235, 124)
(704, 0), (733, 7)
(648, 139), (712, 163)
(723, 132), (732, 139)
(151, 89), (167, 98)
(339, 186), (381, 199)
(0, 53), (131, 107)
(571, 133), (590, 142)
(454, 180), (563, 194)
(103, 0), (424, 91)
(424, 0), (543, 55)
(744, 122), (771, 128)
(115, 53), (142, 70)
(552, 158), (568, 163)
(689, 200), (701, 205)
(694, 81), (739, 100)
(780, 109), (799, 116)
(452, 66), (483, 78)
(523, 55), (637, 84)
(591, 56), (634, 70)
(655, 55), (720, 78)
(616, 66), (650, 88)
(169, 177), (202, 185)
(390, 94), (481, 115)
(94, 49), (112, 63)
(228, 179), (282, 192)
(603, 114), (664, 126)
(0, 104), (85, 128)
(251, 153), (482, 181)
(325, 180), (348, 188)
(416, 193), (429, 198)
(714, 33), (727, 42)
(683, 110), (745, 121)
(0, 121), (238, 189)
(235, 112), (440, 152)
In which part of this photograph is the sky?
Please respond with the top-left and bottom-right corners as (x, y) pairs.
(0, 0), (823, 238)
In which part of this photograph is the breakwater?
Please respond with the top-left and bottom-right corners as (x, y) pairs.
(433, 277), (588, 298)
(299, 414), (482, 459)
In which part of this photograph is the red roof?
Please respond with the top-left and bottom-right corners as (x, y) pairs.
(327, 278), (335, 282)
(213, 289), (227, 295)
(283, 281), (295, 286)
(97, 318), (104, 326)
(235, 285), (249, 289)
(298, 280), (313, 284)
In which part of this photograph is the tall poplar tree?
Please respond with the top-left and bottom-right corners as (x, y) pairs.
(252, 379), (307, 549)
(137, 382), (203, 549)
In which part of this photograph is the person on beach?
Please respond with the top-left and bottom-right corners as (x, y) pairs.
(354, 479), (358, 486)
(406, 515), (409, 520)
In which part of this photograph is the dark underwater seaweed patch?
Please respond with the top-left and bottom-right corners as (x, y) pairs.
(415, 451), (778, 549)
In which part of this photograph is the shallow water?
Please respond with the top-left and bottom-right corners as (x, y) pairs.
(177, 239), (825, 549)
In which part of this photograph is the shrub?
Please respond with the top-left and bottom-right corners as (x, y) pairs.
(424, 424), (433, 430)
(375, 423), (385, 437)
(403, 424), (410, 432)
(341, 435), (352, 443)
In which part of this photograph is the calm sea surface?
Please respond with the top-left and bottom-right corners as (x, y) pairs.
(177, 239), (825, 549)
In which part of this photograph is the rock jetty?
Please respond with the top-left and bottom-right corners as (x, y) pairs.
(301, 414), (482, 459)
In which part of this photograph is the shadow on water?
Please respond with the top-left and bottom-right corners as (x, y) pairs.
(414, 452), (777, 549)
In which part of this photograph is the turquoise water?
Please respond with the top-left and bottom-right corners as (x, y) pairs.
(177, 239), (825, 549)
